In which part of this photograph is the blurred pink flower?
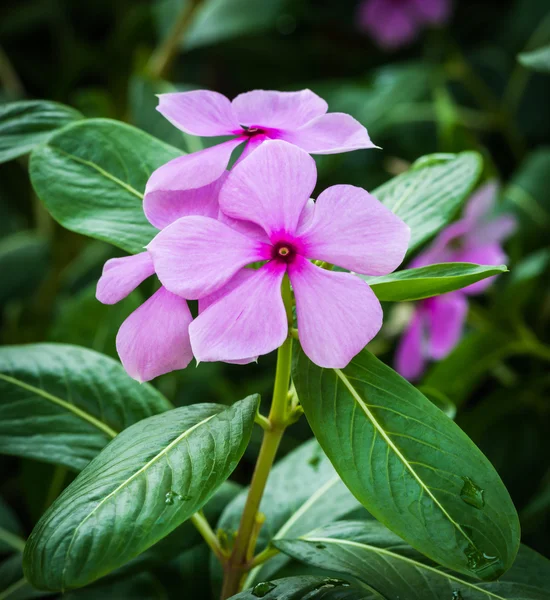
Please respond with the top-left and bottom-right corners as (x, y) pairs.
(395, 181), (516, 380)
(148, 141), (410, 368)
(357, 0), (453, 49)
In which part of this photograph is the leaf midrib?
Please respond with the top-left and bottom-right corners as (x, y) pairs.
(0, 373), (118, 439)
(333, 368), (476, 551)
(301, 536), (506, 600)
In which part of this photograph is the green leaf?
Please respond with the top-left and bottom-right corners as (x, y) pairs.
(0, 498), (25, 555)
(275, 521), (550, 600)
(230, 576), (378, 600)
(374, 152), (483, 253)
(29, 119), (182, 254)
(0, 232), (50, 305)
(0, 343), (172, 471)
(23, 396), (259, 591)
(364, 263), (507, 302)
(216, 439), (363, 589)
(292, 347), (520, 580)
(518, 45), (550, 72)
(0, 100), (82, 164)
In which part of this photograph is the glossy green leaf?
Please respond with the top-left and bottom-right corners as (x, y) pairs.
(276, 521), (550, 600)
(216, 439), (363, 589)
(230, 576), (378, 600)
(292, 347), (520, 580)
(364, 263), (507, 302)
(518, 45), (550, 72)
(374, 152), (483, 253)
(0, 100), (82, 164)
(23, 396), (258, 591)
(0, 344), (172, 470)
(29, 119), (182, 253)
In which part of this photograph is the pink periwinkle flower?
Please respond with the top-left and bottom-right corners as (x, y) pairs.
(395, 181), (516, 380)
(144, 89), (376, 229)
(148, 140), (410, 369)
(357, 0), (453, 50)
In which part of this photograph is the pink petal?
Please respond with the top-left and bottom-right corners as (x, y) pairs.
(232, 89), (328, 130)
(116, 287), (193, 382)
(217, 210), (270, 243)
(96, 252), (155, 305)
(411, 0), (453, 24)
(464, 181), (498, 225)
(219, 140), (316, 237)
(358, 0), (419, 49)
(410, 219), (470, 268)
(289, 257), (383, 368)
(426, 293), (468, 359)
(157, 91), (240, 136)
(281, 113), (377, 154)
(470, 214), (517, 246)
(144, 173), (226, 229)
(234, 134), (268, 165)
(189, 263), (288, 362)
(147, 216), (267, 299)
(300, 185), (410, 275)
(395, 311), (426, 381)
(453, 244), (507, 295)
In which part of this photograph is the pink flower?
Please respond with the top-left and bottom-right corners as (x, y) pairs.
(148, 141), (410, 368)
(144, 89), (376, 229)
(395, 182), (516, 380)
(357, 0), (453, 50)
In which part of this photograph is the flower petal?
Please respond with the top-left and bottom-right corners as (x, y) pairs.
(395, 311), (426, 381)
(190, 263), (288, 362)
(96, 252), (155, 305)
(219, 140), (316, 237)
(300, 185), (410, 274)
(289, 257), (383, 368)
(411, 0), (453, 24)
(409, 219), (469, 268)
(232, 89), (328, 130)
(281, 113), (377, 154)
(471, 214), (517, 246)
(157, 91), (240, 136)
(116, 287), (193, 382)
(426, 293), (468, 359)
(358, 0), (418, 49)
(453, 243), (507, 295)
(464, 181), (498, 224)
(147, 216), (267, 299)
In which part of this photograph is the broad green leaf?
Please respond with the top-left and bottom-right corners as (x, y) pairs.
(518, 45), (550, 72)
(374, 152), (483, 253)
(48, 284), (142, 359)
(23, 396), (259, 591)
(0, 232), (50, 305)
(0, 344), (172, 471)
(216, 439), (363, 589)
(29, 119), (182, 254)
(230, 576), (377, 600)
(292, 347), (520, 580)
(276, 521), (550, 600)
(364, 263), (507, 302)
(0, 100), (82, 164)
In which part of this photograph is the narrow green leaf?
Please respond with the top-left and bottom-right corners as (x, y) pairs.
(0, 344), (172, 470)
(216, 439), (362, 588)
(23, 396), (259, 591)
(230, 576), (377, 599)
(276, 521), (550, 600)
(364, 262), (507, 302)
(0, 101), (82, 164)
(29, 119), (182, 253)
(518, 45), (550, 73)
(374, 152), (483, 253)
(292, 347), (520, 580)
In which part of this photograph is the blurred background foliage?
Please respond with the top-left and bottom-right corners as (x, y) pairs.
(0, 0), (549, 595)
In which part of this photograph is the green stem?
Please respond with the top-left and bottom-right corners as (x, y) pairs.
(146, 0), (204, 79)
(190, 512), (225, 562)
(43, 465), (67, 511)
(220, 279), (294, 598)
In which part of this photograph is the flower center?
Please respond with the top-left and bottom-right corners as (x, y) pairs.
(242, 125), (265, 137)
(272, 241), (296, 263)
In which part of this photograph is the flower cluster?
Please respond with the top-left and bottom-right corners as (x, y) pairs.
(357, 0), (453, 50)
(395, 182), (517, 380)
(97, 89), (410, 382)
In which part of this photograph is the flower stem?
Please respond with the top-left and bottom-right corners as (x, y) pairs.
(190, 511), (226, 562)
(220, 278), (294, 598)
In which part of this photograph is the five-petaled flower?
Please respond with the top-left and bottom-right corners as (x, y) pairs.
(395, 181), (516, 380)
(357, 0), (453, 50)
(148, 141), (410, 369)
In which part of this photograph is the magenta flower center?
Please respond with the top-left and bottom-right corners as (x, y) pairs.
(242, 126), (266, 137)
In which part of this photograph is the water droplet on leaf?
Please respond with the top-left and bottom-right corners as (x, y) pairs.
(464, 544), (504, 578)
(315, 543), (326, 550)
(252, 581), (276, 597)
(460, 477), (485, 509)
(165, 491), (175, 505)
(452, 592), (464, 600)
